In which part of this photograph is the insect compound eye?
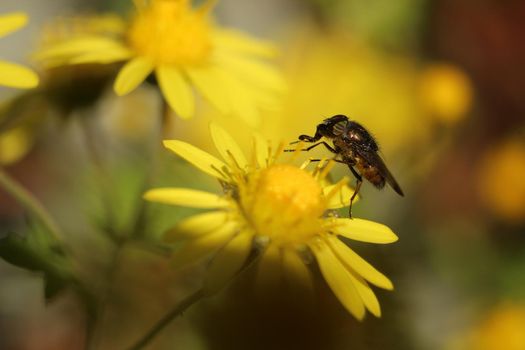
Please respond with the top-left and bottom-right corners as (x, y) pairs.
(324, 114), (348, 125)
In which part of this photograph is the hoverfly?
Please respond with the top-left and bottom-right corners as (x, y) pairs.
(287, 114), (404, 217)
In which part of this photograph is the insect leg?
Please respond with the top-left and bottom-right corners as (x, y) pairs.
(284, 141), (337, 153)
(310, 142), (337, 153)
(286, 123), (326, 149)
(286, 123), (333, 152)
(347, 164), (362, 182)
(285, 133), (322, 151)
(346, 165), (362, 219)
(308, 158), (346, 164)
(298, 132), (322, 143)
(348, 179), (362, 219)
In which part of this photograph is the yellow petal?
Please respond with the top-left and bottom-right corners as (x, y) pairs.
(323, 181), (357, 209)
(252, 89), (281, 110)
(209, 123), (248, 169)
(326, 235), (393, 290)
(310, 241), (365, 320)
(185, 66), (231, 114)
(157, 66), (194, 119)
(144, 188), (229, 208)
(171, 222), (237, 268)
(213, 29), (277, 57)
(162, 140), (228, 180)
(344, 267), (381, 317)
(329, 218), (398, 244)
(34, 37), (125, 62)
(0, 13), (27, 38)
(114, 57), (153, 96)
(0, 127), (32, 165)
(164, 211), (228, 243)
(281, 248), (315, 305)
(253, 133), (269, 168)
(256, 244), (282, 294)
(216, 51), (286, 92)
(0, 61), (39, 88)
(204, 230), (253, 294)
(69, 47), (133, 65)
(221, 72), (260, 126)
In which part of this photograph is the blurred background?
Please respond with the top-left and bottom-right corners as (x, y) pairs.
(1, 0), (525, 349)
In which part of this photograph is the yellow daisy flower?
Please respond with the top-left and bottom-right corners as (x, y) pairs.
(0, 126), (33, 165)
(0, 12), (39, 88)
(477, 138), (525, 222)
(419, 63), (473, 125)
(448, 303), (525, 350)
(37, 14), (127, 53)
(35, 0), (284, 125)
(144, 124), (398, 320)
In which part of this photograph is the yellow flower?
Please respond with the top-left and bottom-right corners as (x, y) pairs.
(0, 12), (39, 88)
(273, 33), (426, 152)
(37, 14), (127, 56)
(477, 138), (525, 223)
(144, 124), (398, 320)
(419, 63), (473, 125)
(0, 127), (33, 165)
(471, 304), (525, 350)
(35, 0), (284, 125)
(448, 303), (525, 350)
(166, 28), (431, 154)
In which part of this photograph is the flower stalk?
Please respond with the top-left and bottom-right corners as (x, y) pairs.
(127, 288), (205, 350)
(0, 167), (63, 240)
(144, 123), (398, 322)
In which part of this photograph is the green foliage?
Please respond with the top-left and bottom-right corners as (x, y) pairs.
(308, 0), (428, 51)
(0, 223), (74, 301)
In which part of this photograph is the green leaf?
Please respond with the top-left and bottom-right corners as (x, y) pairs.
(0, 231), (73, 301)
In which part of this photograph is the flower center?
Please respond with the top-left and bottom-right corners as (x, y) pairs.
(127, 0), (213, 65)
(241, 164), (326, 245)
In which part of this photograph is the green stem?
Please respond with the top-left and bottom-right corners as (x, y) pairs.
(88, 239), (126, 350)
(129, 99), (168, 240)
(127, 288), (205, 350)
(79, 117), (120, 241)
(0, 168), (62, 240)
(0, 168), (98, 346)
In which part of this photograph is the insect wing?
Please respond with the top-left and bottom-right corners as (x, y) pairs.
(355, 147), (404, 196)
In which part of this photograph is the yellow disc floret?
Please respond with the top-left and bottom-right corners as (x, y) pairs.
(241, 164), (327, 245)
(127, 0), (213, 65)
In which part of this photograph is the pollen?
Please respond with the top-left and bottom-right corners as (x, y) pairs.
(127, 0), (213, 65)
(241, 164), (327, 245)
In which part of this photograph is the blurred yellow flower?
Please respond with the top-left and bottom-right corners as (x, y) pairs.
(35, 0), (284, 124)
(419, 63), (473, 125)
(0, 127), (33, 165)
(450, 304), (525, 350)
(270, 33), (427, 152)
(0, 12), (39, 88)
(169, 28), (431, 156)
(40, 14), (126, 44)
(144, 124), (398, 320)
(477, 138), (525, 222)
